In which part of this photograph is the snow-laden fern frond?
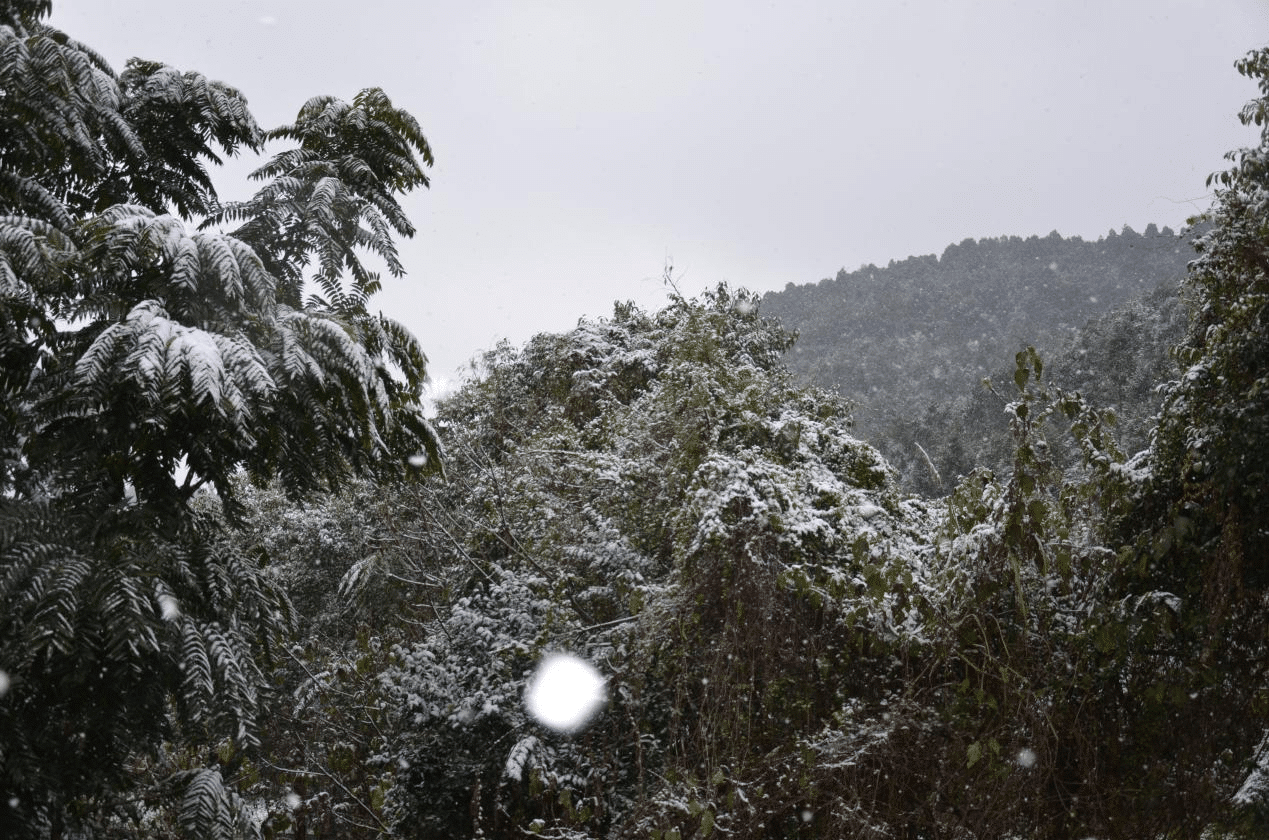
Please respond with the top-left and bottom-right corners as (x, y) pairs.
(172, 767), (254, 840)
(242, 304), (444, 486)
(368, 311), (429, 395)
(0, 214), (74, 299)
(272, 309), (328, 387)
(205, 86), (431, 314)
(212, 165), (393, 313)
(115, 59), (264, 219)
(73, 300), (276, 421)
(121, 59), (262, 159)
(275, 308), (378, 401)
(51, 296), (285, 507)
(0, 547), (88, 661)
(0, 20), (148, 224)
(0, 173), (73, 232)
(179, 620), (216, 711)
(69, 206), (276, 321)
(22, 555), (92, 657)
(265, 87), (433, 196)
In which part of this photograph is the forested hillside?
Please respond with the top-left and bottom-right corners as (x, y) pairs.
(761, 228), (1196, 493)
(5, 2), (1269, 839)
(883, 276), (1191, 493)
(763, 228), (1192, 429)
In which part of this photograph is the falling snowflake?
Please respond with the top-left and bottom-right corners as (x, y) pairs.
(158, 594), (181, 621)
(524, 653), (606, 732)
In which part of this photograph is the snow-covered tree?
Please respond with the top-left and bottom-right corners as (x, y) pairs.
(294, 286), (935, 838)
(1114, 43), (1269, 835)
(0, 3), (438, 836)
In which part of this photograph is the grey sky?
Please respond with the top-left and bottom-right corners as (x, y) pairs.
(48, 1), (1269, 391)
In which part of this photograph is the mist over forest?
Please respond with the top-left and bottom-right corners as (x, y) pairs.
(4, 3), (1269, 839)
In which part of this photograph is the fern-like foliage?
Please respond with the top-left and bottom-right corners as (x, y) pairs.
(0, 15), (139, 225)
(0, 1), (439, 836)
(0, 15), (261, 226)
(0, 498), (291, 839)
(172, 767), (255, 840)
(117, 58), (264, 219)
(207, 87), (431, 312)
(198, 86), (443, 487)
(0, 2), (51, 28)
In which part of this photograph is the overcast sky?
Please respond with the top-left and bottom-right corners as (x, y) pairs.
(48, 1), (1269, 390)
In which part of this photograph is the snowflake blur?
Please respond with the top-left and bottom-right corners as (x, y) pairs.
(524, 653), (606, 732)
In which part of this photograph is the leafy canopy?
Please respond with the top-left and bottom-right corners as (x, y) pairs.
(0, 2), (438, 836)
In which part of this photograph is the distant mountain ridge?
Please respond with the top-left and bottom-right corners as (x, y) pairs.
(760, 225), (1197, 492)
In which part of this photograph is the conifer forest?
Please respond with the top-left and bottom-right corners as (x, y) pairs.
(4, 2), (1269, 837)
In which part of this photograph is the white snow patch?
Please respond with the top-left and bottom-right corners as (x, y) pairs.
(504, 735), (540, 781)
(1234, 730), (1269, 806)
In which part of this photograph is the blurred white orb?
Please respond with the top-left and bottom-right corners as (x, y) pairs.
(525, 653), (606, 732)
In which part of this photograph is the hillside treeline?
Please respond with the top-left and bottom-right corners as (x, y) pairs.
(763, 224), (1191, 412)
(761, 228), (1199, 495)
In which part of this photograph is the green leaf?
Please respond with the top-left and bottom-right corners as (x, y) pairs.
(1027, 498), (1047, 525)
